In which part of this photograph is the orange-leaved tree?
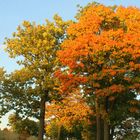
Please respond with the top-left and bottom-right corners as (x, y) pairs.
(46, 90), (94, 139)
(57, 3), (140, 140)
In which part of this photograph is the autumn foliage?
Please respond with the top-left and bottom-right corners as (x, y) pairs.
(57, 3), (140, 140)
(3, 15), (68, 140)
(46, 91), (93, 131)
(1, 2), (140, 140)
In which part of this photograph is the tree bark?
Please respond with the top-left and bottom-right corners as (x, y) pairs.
(38, 93), (47, 140)
(104, 97), (110, 140)
(104, 119), (110, 140)
(96, 98), (104, 140)
(57, 125), (61, 140)
(101, 118), (104, 140)
(96, 114), (101, 140)
(110, 127), (114, 140)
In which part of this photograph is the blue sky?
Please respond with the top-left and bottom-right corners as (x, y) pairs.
(0, 0), (140, 72)
(0, 0), (140, 129)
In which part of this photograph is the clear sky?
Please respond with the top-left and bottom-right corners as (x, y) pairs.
(1, 0), (140, 73)
(0, 0), (140, 129)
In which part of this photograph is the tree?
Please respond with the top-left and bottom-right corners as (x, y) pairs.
(46, 117), (86, 140)
(8, 113), (39, 137)
(0, 68), (41, 119)
(114, 117), (140, 140)
(4, 15), (68, 140)
(46, 90), (93, 138)
(0, 68), (9, 117)
(57, 3), (140, 140)
(46, 89), (98, 140)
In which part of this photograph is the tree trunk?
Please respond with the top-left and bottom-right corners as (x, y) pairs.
(104, 119), (110, 140)
(96, 114), (101, 140)
(110, 127), (114, 140)
(38, 94), (47, 140)
(101, 118), (104, 140)
(96, 115), (104, 140)
(57, 125), (61, 140)
(104, 97), (110, 140)
(96, 98), (104, 140)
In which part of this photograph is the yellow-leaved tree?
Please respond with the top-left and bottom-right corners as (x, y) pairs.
(4, 15), (68, 140)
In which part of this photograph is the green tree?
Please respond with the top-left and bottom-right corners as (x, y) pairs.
(0, 68), (40, 118)
(8, 113), (39, 136)
(46, 118), (83, 140)
(114, 117), (140, 140)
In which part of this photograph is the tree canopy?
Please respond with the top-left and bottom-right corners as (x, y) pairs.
(57, 3), (140, 140)
(2, 15), (68, 140)
(0, 2), (140, 140)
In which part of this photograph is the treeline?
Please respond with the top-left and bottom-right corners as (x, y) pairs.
(0, 2), (140, 140)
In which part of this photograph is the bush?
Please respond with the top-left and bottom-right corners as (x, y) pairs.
(0, 129), (19, 140)
(27, 136), (38, 140)
(0, 128), (38, 140)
